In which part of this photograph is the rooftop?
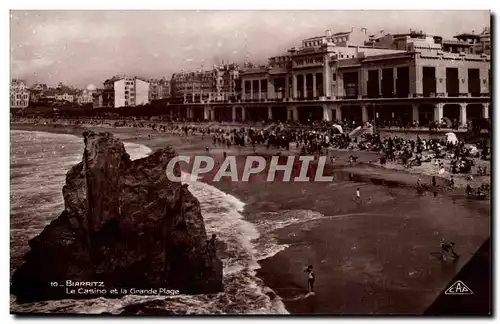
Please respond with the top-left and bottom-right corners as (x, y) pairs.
(104, 75), (150, 84)
(454, 33), (481, 39)
(241, 66), (268, 75)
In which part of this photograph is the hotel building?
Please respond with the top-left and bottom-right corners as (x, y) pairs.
(170, 62), (241, 107)
(171, 69), (216, 103)
(172, 27), (490, 125)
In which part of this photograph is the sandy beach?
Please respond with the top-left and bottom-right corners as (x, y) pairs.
(10, 122), (491, 314)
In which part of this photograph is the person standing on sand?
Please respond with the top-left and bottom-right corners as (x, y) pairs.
(207, 234), (217, 254)
(355, 188), (362, 204)
(449, 176), (455, 190)
(466, 184), (472, 196)
(440, 240), (459, 260)
(304, 265), (315, 293)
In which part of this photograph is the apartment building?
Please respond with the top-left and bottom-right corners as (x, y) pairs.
(93, 90), (104, 108)
(170, 62), (242, 106)
(149, 77), (171, 101)
(175, 27), (490, 125)
(215, 63), (241, 102)
(171, 69), (217, 103)
(10, 79), (30, 109)
(102, 76), (150, 108)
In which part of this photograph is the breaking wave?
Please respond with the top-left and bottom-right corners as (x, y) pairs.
(10, 130), (291, 314)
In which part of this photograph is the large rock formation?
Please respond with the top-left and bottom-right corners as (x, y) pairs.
(11, 132), (223, 303)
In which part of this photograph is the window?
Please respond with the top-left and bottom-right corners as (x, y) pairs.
(332, 73), (337, 81)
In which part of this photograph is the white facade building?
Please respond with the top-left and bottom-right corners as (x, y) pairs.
(110, 77), (150, 108)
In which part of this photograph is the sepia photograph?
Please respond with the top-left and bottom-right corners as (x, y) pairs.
(9, 9), (492, 316)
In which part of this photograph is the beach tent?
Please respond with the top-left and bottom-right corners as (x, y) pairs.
(349, 125), (373, 138)
(445, 132), (458, 145)
(332, 124), (343, 134)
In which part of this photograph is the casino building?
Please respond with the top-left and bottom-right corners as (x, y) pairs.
(172, 27), (491, 126)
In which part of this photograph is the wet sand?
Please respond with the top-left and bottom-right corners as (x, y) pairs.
(11, 123), (491, 315)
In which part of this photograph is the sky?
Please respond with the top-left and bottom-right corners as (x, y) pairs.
(10, 10), (490, 89)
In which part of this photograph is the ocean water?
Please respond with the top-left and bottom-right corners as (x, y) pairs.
(10, 130), (291, 314)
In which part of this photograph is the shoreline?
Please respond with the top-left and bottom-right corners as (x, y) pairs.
(10, 123), (491, 314)
(11, 122), (490, 193)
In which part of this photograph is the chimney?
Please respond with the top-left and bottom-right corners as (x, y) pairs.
(326, 29), (332, 38)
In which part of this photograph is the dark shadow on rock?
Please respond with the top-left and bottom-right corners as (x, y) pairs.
(11, 131), (223, 303)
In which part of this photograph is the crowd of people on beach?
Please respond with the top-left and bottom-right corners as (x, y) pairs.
(13, 115), (490, 196)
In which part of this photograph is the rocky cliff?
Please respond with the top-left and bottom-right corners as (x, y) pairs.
(11, 132), (223, 303)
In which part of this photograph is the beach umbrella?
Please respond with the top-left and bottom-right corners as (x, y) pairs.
(349, 126), (362, 138)
(332, 124), (343, 134)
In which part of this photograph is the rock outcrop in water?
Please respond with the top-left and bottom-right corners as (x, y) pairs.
(11, 132), (223, 303)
